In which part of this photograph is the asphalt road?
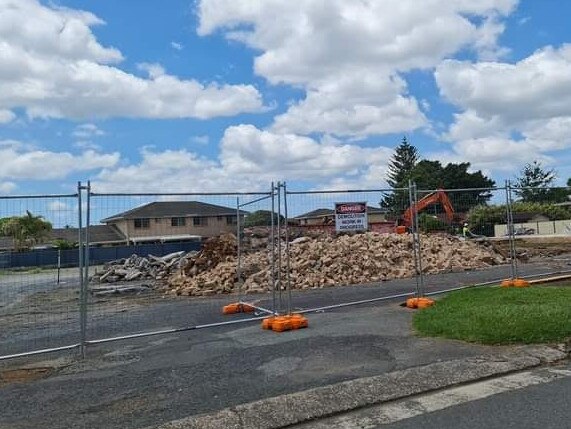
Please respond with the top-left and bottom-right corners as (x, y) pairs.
(1, 256), (570, 357)
(0, 300), (517, 429)
(1, 257), (570, 428)
(296, 363), (571, 429)
(380, 363), (571, 429)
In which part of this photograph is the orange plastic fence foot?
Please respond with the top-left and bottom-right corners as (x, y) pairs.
(289, 314), (309, 329)
(262, 316), (275, 330)
(241, 304), (255, 313)
(417, 297), (435, 309)
(223, 303), (257, 315)
(501, 279), (514, 288)
(265, 314), (309, 332)
(222, 303), (242, 315)
(406, 297), (419, 309)
(271, 316), (292, 332)
(406, 297), (435, 309)
(513, 278), (530, 288)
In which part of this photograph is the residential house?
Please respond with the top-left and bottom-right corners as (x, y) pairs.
(295, 206), (389, 226)
(101, 201), (246, 242)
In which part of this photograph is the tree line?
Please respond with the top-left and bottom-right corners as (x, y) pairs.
(381, 137), (570, 216)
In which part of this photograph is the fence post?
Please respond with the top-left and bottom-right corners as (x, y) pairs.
(236, 196), (242, 301)
(504, 180), (517, 280)
(283, 182), (292, 315)
(270, 182), (276, 314)
(77, 182), (86, 358)
(408, 180), (421, 298)
(413, 182), (425, 297)
(276, 181), (283, 314)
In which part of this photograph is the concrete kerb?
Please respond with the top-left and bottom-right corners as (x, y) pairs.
(149, 345), (567, 429)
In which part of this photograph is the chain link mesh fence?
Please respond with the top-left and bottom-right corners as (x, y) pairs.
(84, 189), (273, 344)
(505, 183), (571, 282)
(2, 181), (570, 360)
(0, 193), (81, 358)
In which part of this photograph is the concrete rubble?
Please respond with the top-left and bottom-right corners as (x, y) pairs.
(166, 232), (506, 297)
(90, 250), (198, 285)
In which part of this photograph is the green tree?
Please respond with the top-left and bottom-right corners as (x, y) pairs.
(243, 210), (285, 227)
(0, 211), (52, 250)
(380, 137), (419, 215)
(386, 137), (419, 188)
(410, 161), (495, 213)
(52, 239), (77, 250)
(513, 161), (567, 203)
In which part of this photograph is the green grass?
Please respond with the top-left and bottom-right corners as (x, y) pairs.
(413, 286), (571, 345)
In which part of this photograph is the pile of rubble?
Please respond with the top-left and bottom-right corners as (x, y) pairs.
(91, 250), (196, 284)
(166, 233), (505, 297)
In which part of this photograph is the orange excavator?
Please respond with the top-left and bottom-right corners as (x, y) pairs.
(396, 189), (455, 233)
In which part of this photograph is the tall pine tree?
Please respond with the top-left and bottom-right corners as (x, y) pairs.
(381, 137), (419, 215)
(386, 136), (419, 188)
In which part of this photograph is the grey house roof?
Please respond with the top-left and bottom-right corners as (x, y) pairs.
(0, 225), (125, 250)
(51, 225), (126, 244)
(101, 201), (247, 223)
(294, 208), (334, 219)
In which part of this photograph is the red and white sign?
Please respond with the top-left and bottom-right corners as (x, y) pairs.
(335, 202), (368, 232)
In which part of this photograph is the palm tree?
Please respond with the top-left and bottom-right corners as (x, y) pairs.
(0, 211), (52, 250)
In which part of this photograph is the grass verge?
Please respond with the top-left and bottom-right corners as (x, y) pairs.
(413, 286), (571, 345)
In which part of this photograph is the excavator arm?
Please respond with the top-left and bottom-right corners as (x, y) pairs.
(401, 189), (454, 227)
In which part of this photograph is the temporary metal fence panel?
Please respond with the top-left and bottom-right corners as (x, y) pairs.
(84, 189), (272, 344)
(234, 186), (277, 316)
(281, 186), (418, 314)
(413, 186), (516, 288)
(0, 193), (81, 359)
(506, 184), (571, 282)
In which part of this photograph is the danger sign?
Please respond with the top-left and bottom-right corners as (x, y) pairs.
(335, 202), (368, 232)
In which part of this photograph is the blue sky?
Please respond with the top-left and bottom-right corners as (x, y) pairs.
(1, 0), (571, 196)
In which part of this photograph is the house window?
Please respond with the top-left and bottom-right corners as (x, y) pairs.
(193, 217), (208, 226)
(171, 217), (186, 227)
(134, 218), (150, 229)
(226, 216), (237, 225)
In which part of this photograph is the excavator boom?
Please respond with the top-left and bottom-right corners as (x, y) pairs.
(401, 189), (454, 228)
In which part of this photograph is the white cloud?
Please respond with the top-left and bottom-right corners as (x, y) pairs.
(435, 44), (571, 172)
(137, 62), (166, 79)
(0, 140), (119, 180)
(0, 181), (17, 193)
(271, 73), (426, 138)
(0, 0), (264, 120)
(92, 126), (394, 192)
(220, 125), (393, 180)
(198, 0), (517, 137)
(47, 201), (71, 212)
(0, 109), (16, 124)
(190, 135), (210, 145)
(171, 41), (183, 51)
(72, 123), (105, 139)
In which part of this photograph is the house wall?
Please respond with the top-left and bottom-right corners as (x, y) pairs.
(110, 215), (243, 240)
(494, 219), (571, 237)
(298, 213), (386, 226)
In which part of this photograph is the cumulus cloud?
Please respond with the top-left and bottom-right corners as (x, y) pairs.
(0, 140), (119, 180)
(0, 181), (17, 194)
(0, 0), (264, 120)
(72, 123), (105, 139)
(0, 109), (16, 124)
(92, 126), (394, 192)
(198, 0), (517, 137)
(435, 44), (571, 172)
